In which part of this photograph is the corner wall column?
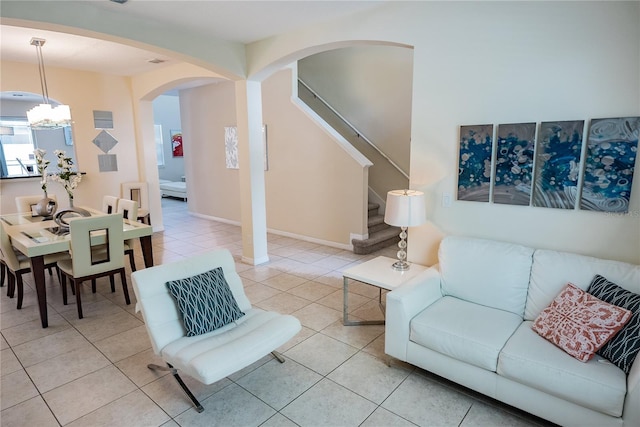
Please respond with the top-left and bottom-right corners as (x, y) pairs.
(235, 79), (269, 265)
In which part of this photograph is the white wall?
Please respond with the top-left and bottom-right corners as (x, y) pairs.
(3, 1), (638, 264)
(0, 61), (141, 214)
(298, 45), (413, 174)
(179, 68), (368, 246)
(248, 1), (640, 265)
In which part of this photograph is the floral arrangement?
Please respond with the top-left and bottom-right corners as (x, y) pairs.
(34, 148), (50, 194)
(49, 149), (82, 205)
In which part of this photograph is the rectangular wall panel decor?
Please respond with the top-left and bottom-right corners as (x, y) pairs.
(457, 124), (493, 202)
(532, 120), (584, 209)
(580, 117), (639, 212)
(493, 122), (536, 205)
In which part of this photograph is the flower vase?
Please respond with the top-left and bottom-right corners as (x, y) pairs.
(68, 196), (74, 208)
(34, 193), (57, 218)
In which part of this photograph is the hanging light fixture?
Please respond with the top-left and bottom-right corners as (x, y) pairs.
(26, 38), (71, 129)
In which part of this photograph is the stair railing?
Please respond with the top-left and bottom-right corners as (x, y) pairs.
(298, 79), (409, 179)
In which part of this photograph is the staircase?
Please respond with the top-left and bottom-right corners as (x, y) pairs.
(351, 202), (400, 255)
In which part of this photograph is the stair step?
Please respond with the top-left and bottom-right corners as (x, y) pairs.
(367, 214), (385, 227)
(352, 227), (400, 255)
(367, 202), (379, 217)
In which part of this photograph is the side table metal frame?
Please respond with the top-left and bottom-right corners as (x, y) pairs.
(343, 276), (385, 326)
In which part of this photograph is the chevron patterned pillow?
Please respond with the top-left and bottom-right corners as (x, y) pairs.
(588, 274), (640, 374)
(167, 267), (245, 337)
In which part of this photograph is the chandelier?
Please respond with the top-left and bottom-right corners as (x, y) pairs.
(26, 38), (71, 129)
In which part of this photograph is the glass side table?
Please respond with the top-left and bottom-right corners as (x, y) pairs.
(343, 255), (428, 326)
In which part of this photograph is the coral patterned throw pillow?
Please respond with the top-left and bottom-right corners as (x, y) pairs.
(532, 283), (632, 362)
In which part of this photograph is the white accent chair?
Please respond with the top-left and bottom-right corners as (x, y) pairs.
(121, 181), (150, 225)
(131, 249), (302, 412)
(57, 214), (130, 319)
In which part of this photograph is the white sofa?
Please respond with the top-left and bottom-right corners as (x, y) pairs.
(385, 236), (639, 427)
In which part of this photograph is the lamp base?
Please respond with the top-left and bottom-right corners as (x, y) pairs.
(391, 260), (410, 271)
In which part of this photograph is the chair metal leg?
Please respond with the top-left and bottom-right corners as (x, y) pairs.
(148, 363), (204, 413)
(272, 351), (286, 363)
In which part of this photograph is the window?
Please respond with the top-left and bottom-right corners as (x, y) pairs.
(155, 124), (165, 166)
(0, 118), (37, 177)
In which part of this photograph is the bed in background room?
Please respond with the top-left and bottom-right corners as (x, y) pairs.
(159, 179), (187, 201)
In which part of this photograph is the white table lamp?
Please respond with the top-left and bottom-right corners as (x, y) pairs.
(384, 189), (426, 271)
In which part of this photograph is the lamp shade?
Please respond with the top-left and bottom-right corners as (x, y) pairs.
(384, 189), (426, 227)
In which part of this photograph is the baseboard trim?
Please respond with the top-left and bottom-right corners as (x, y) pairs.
(189, 212), (354, 251)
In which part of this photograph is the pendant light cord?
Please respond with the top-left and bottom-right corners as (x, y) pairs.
(31, 38), (50, 105)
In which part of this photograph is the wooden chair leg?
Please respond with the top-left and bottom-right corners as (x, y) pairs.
(109, 275), (116, 293)
(120, 269), (131, 305)
(127, 251), (137, 272)
(7, 272), (15, 298)
(0, 262), (5, 287)
(91, 279), (97, 293)
(60, 274), (68, 305)
(75, 280), (83, 319)
(16, 274), (24, 309)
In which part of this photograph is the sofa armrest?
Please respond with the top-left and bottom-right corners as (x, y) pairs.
(623, 358), (640, 427)
(385, 267), (443, 361)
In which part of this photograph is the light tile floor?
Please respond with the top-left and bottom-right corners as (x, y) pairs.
(0, 198), (556, 426)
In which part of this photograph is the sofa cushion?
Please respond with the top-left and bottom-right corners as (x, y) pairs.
(525, 249), (640, 321)
(439, 236), (533, 316)
(588, 274), (640, 374)
(167, 267), (245, 337)
(531, 283), (631, 362)
(498, 322), (628, 417)
(410, 296), (522, 371)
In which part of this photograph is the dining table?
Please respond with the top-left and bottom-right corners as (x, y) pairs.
(1, 207), (154, 328)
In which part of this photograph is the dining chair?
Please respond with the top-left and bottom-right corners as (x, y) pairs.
(102, 195), (119, 214)
(57, 213), (130, 319)
(15, 194), (57, 214)
(117, 198), (138, 273)
(15, 195), (60, 279)
(0, 221), (68, 309)
(120, 181), (150, 225)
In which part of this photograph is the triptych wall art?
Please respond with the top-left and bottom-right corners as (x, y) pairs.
(457, 117), (640, 213)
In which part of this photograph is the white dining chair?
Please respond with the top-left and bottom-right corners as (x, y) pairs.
(120, 181), (150, 225)
(0, 221), (68, 309)
(15, 194), (57, 214)
(57, 213), (130, 319)
(102, 195), (119, 214)
(117, 198), (138, 272)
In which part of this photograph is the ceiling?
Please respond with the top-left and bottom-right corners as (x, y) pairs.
(0, 1), (386, 77)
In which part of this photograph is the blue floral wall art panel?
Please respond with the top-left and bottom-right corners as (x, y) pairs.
(580, 117), (639, 213)
(532, 120), (585, 209)
(457, 124), (494, 202)
(493, 122), (536, 206)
